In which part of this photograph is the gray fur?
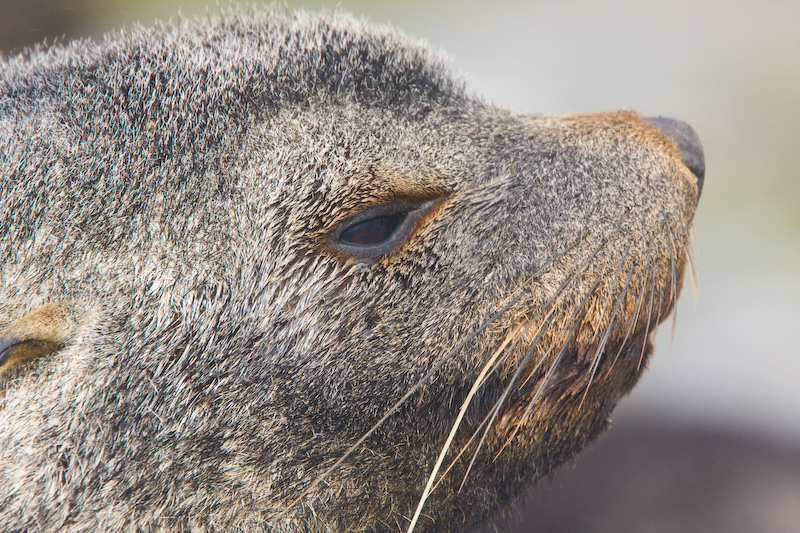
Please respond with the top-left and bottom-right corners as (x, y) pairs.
(0, 10), (701, 532)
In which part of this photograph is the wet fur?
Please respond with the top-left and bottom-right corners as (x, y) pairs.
(0, 11), (699, 532)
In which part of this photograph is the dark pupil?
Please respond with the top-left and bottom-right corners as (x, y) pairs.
(340, 212), (407, 246)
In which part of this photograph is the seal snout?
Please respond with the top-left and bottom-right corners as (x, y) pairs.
(645, 116), (705, 195)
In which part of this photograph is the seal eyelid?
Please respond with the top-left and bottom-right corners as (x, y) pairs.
(331, 199), (438, 258)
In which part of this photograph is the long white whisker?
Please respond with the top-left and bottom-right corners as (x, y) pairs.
(405, 322), (526, 533)
(456, 313), (556, 492)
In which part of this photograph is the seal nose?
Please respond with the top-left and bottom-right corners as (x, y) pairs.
(645, 116), (705, 196)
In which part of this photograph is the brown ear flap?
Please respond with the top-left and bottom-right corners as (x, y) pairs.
(0, 303), (78, 375)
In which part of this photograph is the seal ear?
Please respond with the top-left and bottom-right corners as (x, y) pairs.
(0, 303), (78, 375)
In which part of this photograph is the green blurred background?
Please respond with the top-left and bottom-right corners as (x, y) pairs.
(3, 1), (799, 531)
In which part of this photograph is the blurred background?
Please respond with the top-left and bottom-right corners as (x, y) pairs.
(2, 1), (798, 531)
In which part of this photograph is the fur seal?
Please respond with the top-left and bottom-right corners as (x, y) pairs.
(0, 11), (703, 532)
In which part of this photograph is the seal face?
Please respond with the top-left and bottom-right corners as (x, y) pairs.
(0, 11), (702, 532)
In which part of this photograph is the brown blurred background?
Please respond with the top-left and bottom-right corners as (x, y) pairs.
(2, 1), (798, 531)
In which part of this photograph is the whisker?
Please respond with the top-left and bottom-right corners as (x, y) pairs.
(280, 289), (526, 517)
(666, 224), (679, 348)
(467, 232), (611, 407)
(637, 286), (656, 371)
(611, 239), (654, 370)
(405, 322), (527, 533)
(491, 238), (613, 452)
(492, 341), (562, 460)
(430, 408), (491, 494)
(685, 228), (699, 304)
(283, 233), (602, 520)
(499, 270), (605, 453)
(431, 237), (611, 497)
(577, 243), (632, 400)
(637, 254), (659, 372)
(467, 315), (538, 406)
(580, 257), (635, 407)
(456, 313), (557, 492)
(513, 311), (586, 437)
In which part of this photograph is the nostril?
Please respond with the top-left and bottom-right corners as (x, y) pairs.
(645, 116), (705, 196)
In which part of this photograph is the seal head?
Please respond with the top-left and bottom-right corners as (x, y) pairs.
(0, 12), (702, 532)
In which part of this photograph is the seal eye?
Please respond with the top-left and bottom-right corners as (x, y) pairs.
(339, 212), (407, 247)
(332, 199), (437, 258)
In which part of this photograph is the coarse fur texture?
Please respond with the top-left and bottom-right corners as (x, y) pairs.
(0, 10), (702, 532)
